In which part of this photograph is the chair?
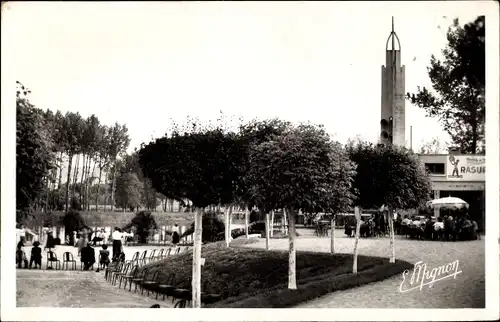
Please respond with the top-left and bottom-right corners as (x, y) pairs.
(106, 262), (123, 282)
(62, 252), (77, 270)
(147, 249), (156, 264)
(126, 251), (140, 265)
(164, 248), (172, 258)
(155, 273), (176, 300)
(174, 247), (181, 255)
(156, 249), (164, 260)
(46, 251), (61, 270)
(113, 262), (131, 285)
(132, 268), (149, 293)
(120, 265), (139, 289)
(174, 300), (187, 308)
(172, 280), (191, 304)
(141, 270), (160, 296)
(201, 280), (222, 305)
(138, 250), (148, 266)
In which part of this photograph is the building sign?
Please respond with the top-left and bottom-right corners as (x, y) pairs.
(432, 181), (485, 191)
(446, 155), (485, 181)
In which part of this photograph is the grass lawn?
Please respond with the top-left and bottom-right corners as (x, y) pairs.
(142, 240), (413, 308)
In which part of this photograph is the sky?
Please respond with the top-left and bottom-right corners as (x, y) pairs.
(2, 1), (489, 154)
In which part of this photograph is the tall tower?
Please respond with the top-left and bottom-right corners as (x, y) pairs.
(380, 17), (406, 147)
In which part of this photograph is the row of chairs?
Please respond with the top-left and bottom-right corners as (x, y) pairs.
(105, 247), (221, 307)
(43, 250), (93, 270)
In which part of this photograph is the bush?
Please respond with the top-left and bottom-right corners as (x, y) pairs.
(123, 211), (158, 244)
(181, 211), (226, 243)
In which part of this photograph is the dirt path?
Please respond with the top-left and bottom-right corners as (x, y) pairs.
(246, 230), (485, 308)
(16, 269), (172, 308)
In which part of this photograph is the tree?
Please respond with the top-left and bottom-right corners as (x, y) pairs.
(16, 82), (56, 215)
(347, 141), (432, 263)
(237, 118), (291, 241)
(138, 126), (244, 308)
(249, 123), (355, 289)
(107, 123), (131, 211)
(419, 137), (449, 154)
(115, 172), (143, 211)
(407, 16), (485, 154)
(62, 112), (85, 212)
(123, 211), (157, 244)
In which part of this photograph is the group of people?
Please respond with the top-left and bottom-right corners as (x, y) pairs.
(344, 213), (388, 238)
(16, 224), (55, 269)
(398, 214), (480, 241)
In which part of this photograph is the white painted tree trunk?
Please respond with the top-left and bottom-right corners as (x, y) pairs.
(287, 207), (297, 289)
(283, 209), (288, 234)
(265, 212), (270, 250)
(353, 207), (362, 274)
(225, 207), (230, 247)
(244, 208), (249, 239)
(270, 211), (275, 237)
(330, 216), (336, 254)
(388, 206), (396, 263)
(192, 208), (203, 308)
(228, 205), (233, 242)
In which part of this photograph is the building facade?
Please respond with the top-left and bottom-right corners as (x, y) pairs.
(418, 153), (486, 231)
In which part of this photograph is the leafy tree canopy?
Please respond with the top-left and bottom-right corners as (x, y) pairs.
(138, 126), (245, 209)
(16, 82), (56, 212)
(407, 16), (485, 154)
(115, 172), (143, 210)
(249, 122), (356, 214)
(347, 141), (431, 210)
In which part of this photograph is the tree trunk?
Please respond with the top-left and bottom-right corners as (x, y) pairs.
(270, 211), (275, 237)
(353, 207), (362, 274)
(64, 153), (74, 212)
(88, 159), (97, 211)
(244, 208), (249, 239)
(330, 216), (336, 254)
(44, 176), (50, 213)
(283, 209), (288, 234)
(265, 212), (270, 250)
(287, 207), (297, 290)
(71, 154), (80, 204)
(79, 154), (86, 207)
(225, 207), (230, 247)
(57, 152), (64, 190)
(95, 166), (103, 211)
(388, 206), (396, 263)
(110, 159), (117, 211)
(191, 207), (203, 308)
(228, 205), (233, 241)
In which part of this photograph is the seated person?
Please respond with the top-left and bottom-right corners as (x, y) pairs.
(444, 215), (456, 241)
(29, 241), (42, 269)
(344, 223), (353, 237)
(16, 245), (29, 269)
(423, 217), (434, 240)
(472, 220), (480, 240)
(433, 217), (445, 240)
(81, 243), (96, 271)
(98, 244), (111, 270)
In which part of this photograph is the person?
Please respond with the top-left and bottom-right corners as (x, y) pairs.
(16, 224), (26, 244)
(73, 231), (78, 246)
(76, 230), (86, 256)
(472, 220), (480, 240)
(29, 241), (43, 269)
(16, 244), (29, 268)
(97, 244), (111, 271)
(111, 227), (123, 262)
(99, 229), (107, 244)
(172, 223), (180, 245)
(433, 217), (445, 240)
(444, 215), (456, 241)
(344, 223), (353, 237)
(44, 229), (56, 251)
(92, 229), (104, 246)
(81, 243), (96, 271)
(423, 216), (434, 240)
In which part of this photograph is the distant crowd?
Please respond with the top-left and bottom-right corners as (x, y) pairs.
(344, 212), (480, 241)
